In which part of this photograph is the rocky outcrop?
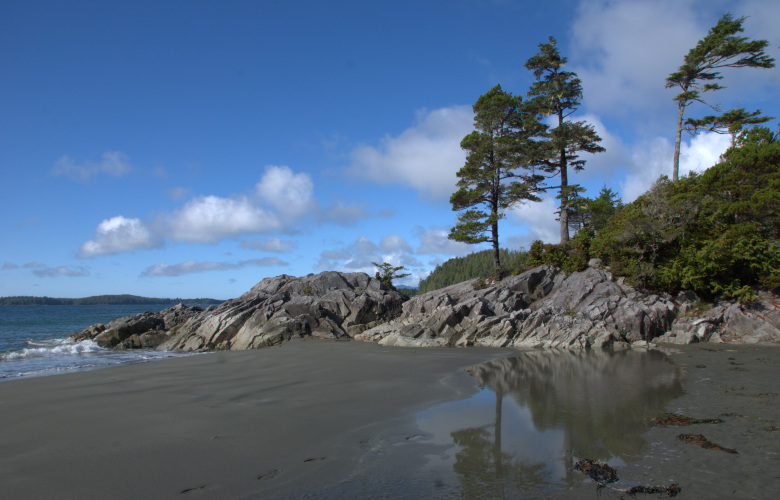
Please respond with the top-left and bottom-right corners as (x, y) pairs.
(652, 291), (780, 345)
(73, 272), (408, 351)
(72, 303), (204, 348)
(354, 266), (678, 350)
(72, 268), (780, 352)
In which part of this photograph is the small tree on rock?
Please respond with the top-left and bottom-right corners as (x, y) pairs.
(373, 262), (410, 291)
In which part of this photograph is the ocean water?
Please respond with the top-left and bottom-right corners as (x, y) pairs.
(0, 304), (197, 380)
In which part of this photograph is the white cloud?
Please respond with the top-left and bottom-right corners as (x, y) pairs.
(414, 227), (474, 256)
(255, 165), (315, 219)
(52, 151), (133, 181)
(380, 234), (413, 253)
(166, 195), (280, 243)
(23, 262), (89, 278)
(316, 201), (372, 226)
(507, 196), (561, 247)
(78, 216), (160, 257)
(346, 106), (473, 200)
(621, 131), (730, 201)
(79, 165), (331, 255)
(141, 258), (287, 277)
(570, 0), (702, 124)
(570, 0), (780, 130)
(240, 237), (296, 253)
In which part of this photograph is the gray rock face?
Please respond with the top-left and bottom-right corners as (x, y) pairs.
(356, 266), (678, 350)
(72, 272), (406, 352)
(652, 292), (780, 345)
(72, 269), (780, 352)
(73, 303), (203, 348)
(158, 272), (406, 351)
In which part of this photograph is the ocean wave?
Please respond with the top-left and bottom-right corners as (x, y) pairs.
(1, 339), (104, 361)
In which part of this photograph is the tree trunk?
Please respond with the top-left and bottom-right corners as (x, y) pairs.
(673, 103), (684, 181)
(559, 153), (570, 244)
(492, 178), (501, 270)
(558, 109), (570, 244)
(492, 212), (501, 270)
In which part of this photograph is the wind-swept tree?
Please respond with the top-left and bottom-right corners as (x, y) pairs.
(666, 13), (774, 181)
(449, 85), (541, 270)
(524, 36), (605, 244)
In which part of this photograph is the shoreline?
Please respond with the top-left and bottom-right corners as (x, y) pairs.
(0, 339), (511, 499)
(0, 340), (777, 498)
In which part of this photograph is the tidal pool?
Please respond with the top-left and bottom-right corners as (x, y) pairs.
(316, 348), (684, 499)
(414, 349), (684, 498)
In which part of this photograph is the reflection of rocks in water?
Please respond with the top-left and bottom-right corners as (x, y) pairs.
(467, 350), (684, 462)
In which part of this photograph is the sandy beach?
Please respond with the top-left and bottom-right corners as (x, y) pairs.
(1, 340), (778, 499)
(0, 340), (509, 499)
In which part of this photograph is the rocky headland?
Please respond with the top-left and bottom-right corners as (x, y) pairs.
(72, 264), (780, 351)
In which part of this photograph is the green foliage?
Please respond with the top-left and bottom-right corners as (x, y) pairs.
(449, 85), (541, 269)
(592, 127), (780, 300)
(396, 287), (420, 298)
(372, 262), (411, 291)
(524, 36), (605, 243)
(666, 12), (775, 180)
(418, 249), (528, 293)
(527, 229), (591, 274)
(568, 185), (623, 234)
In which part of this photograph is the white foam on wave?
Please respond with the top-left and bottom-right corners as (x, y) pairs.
(0, 337), (203, 380)
(1, 339), (104, 361)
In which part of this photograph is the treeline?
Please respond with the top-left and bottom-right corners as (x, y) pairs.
(418, 249), (528, 294)
(0, 294), (223, 306)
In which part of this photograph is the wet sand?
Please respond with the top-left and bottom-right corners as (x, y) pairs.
(0, 341), (778, 499)
(611, 344), (780, 499)
(0, 340), (510, 499)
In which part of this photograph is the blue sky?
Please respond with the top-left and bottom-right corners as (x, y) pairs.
(2, 0), (778, 299)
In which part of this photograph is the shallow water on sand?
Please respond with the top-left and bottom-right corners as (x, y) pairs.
(319, 349), (685, 498)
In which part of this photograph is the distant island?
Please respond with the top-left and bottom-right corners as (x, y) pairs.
(0, 294), (223, 306)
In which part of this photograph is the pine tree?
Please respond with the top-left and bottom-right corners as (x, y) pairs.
(524, 37), (605, 244)
(666, 13), (774, 181)
(449, 85), (541, 269)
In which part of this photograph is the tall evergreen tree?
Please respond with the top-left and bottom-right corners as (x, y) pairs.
(524, 36), (605, 244)
(449, 85), (540, 270)
(666, 13), (774, 181)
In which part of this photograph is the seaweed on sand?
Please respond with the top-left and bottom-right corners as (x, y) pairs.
(573, 459), (681, 497)
(623, 484), (682, 497)
(677, 433), (738, 454)
(574, 459), (618, 485)
(652, 413), (722, 426)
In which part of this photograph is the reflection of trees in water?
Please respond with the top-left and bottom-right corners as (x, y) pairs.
(451, 389), (548, 499)
(452, 350), (684, 496)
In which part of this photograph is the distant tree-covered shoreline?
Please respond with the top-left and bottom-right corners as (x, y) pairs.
(0, 294), (223, 306)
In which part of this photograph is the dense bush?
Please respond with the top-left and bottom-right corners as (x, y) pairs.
(591, 127), (779, 301)
(527, 229), (592, 274)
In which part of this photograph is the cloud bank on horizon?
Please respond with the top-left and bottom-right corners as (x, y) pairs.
(1, 0), (777, 298)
